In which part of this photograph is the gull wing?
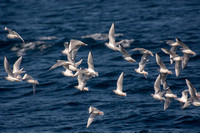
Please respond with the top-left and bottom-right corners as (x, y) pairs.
(164, 97), (172, 110)
(182, 90), (189, 100)
(64, 42), (69, 49)
(118, 44), (130, 57)
(49, 60), (71, 70)
(5, 27), (25, 43)
(175, 60), (181, 77)
(108, 23), (115, 45)
(13, 56), (23, 73)
(22, 73), (33, 80)
(182, 53), (190, 69)
(75, 59), (83, 68)
(163, 81), (169, 90)
(87, 51), (94, 70)
(154, 75), (161, 94)
(161, 48), (179, 58)
(117, 72), (124, 92)
(160, 73), (168, 85)
(185, 79), (199, 101)
(166, 40), (176, 46)
(87, 113), (97, 128)
(4, 57), (14, 77)
(156, 54), (167, 69)
(139, 54), (149, 72)
(176, 38), (189, 49)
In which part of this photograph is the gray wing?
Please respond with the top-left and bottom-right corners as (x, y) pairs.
(160, 73), (168, 85)
(182, 90), (189, 100)
(13, 56), (22, 73)
(139, 54), (149, 72)
(182, 53), (190, 69)
(161, 48), (178, 58)
(4, 57), (14, 77)
(5, 27), (25, 43)
(49, 60), (71, 70)
(154, 75), (161, 94)
(117, 72), (124, 92)
(156, 54), (167, 69)
(170, 46), (177, 64)
(108, 23), (115, 45)
(75, 59), (83, 68)
(176, 38), (189, 49)
(185, 79), (199, 101)
(118, 44), (130, 57)
(164, 97), (172, 110)
(69, 39), (82, 53)
(22, 73), (33, 80)
(166, 40), (176, 46)
(175, 60), (181, 77)
(163, 81), (169, 90)
(87, 113), (96, 128)
(87, 51), (94, 70)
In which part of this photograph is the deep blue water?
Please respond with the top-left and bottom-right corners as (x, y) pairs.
(0, 0), (200, 132)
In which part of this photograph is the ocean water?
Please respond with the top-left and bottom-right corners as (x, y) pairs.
(0, 0), (200, 132)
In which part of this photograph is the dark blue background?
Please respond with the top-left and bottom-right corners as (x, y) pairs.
(0, 0), (200, 132)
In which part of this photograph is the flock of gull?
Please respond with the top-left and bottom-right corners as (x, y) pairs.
(3, 23), (199, 128)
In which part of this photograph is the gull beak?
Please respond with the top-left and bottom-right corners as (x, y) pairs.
(82, 43), (87, 46)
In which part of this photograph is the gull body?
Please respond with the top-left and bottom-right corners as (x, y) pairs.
(105, 23), (118, 51)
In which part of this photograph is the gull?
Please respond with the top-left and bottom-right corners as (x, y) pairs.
(82, 51), (98, 77)
(156, 54), (172, 84)
(4, 27), (25, 43)
(87, 106), (104, 128)
(151, 75), (166, 101)
(105, 23), (117, 51)
(185, 79), (200, 107)
(177, 38), (196, 69)
(176, 89), (190, 109)
(131, 48), (154, 78)
(163, 82), (177, 110)
(166, 38), (179, 64)
(4, 56), (25, 82)
(68, 39), (87, 61)
(22, 74), (39, 94)
(118, 44), (136, 63)
(75, 69), (92, 91)
(161, 48), (182, 77)
(113, 72), (126, 96)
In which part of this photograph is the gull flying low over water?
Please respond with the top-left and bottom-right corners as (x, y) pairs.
(165, 38), (179, 64)
(163, 82), (177, 110)
(22, 74), (39, 94)
(118, 44), (136, 63)
(156, 54), (172, 85)
(131, 48), (154, 78)
(4, 27), (25, 43)
(4, 56), (25, 82)
(113, 72), (126, 96)
(87, 106), (104, 128)
(75, 69), (92, 91)
(176, 89), (190, 109)
(177, 38), (196, 69)
(68, 39), (87, 61)
(105, 23), (118, 51)
(161, 48), (182, 77)
(151, 75), (165, 101)
(185, 79), (200, 107)
(82, 51), (98, 77)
